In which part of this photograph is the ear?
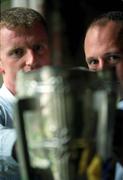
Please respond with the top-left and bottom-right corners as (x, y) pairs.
(0, 61), (5, 74)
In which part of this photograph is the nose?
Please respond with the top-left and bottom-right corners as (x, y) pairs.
(25, 49), (36, 68)
(98, 58), (107, 70)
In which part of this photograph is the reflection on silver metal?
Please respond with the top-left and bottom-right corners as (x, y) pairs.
(15, 66), (117, 180)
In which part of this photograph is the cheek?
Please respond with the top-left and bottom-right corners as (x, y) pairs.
(116, 63), (123, 81)
(7, 67), (17, 78)
(3, 60), (19, 76)
(38, 51), (51, 66)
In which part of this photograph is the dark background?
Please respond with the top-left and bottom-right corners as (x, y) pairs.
(45, 0), (123, 67)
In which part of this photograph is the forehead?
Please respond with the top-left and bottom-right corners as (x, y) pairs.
(84, 22), (123, 54)
(85, 21), (123, 42)
(0, 23), (48, 47)
(0, 22), (47, 37)
(85, 22), (120, 44)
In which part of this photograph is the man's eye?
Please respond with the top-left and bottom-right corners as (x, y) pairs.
(106, 54), (123, 65)
(88, 59), (99, 65)
(33, 44), (46, 54)
(10, 48), (24, 58)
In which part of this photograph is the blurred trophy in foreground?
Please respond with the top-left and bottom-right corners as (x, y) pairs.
(15, 66), (118, 180)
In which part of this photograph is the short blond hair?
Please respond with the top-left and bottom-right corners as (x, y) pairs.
(0, 7), (47, 31)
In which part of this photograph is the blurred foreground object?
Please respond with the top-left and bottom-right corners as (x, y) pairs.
(15, 66), (118, 180)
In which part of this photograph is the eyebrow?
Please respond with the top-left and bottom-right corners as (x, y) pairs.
(7, 47), (24, 55)
(104, 51), (122, 56)
(86, 51), (123, 62)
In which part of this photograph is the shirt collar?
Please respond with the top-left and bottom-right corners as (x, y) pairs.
(0, 84), (16, 106)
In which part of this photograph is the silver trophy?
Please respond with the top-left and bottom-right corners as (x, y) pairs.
(15, 66), (117, 180)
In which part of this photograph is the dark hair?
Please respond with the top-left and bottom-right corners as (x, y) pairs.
(88, 11), (123, 28)
(98, 11), (123, 21)
(0, 7), (47, 31)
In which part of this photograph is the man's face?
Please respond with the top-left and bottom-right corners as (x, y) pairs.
(84, 21), (123, 90)
(0, 22), (51, 95)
